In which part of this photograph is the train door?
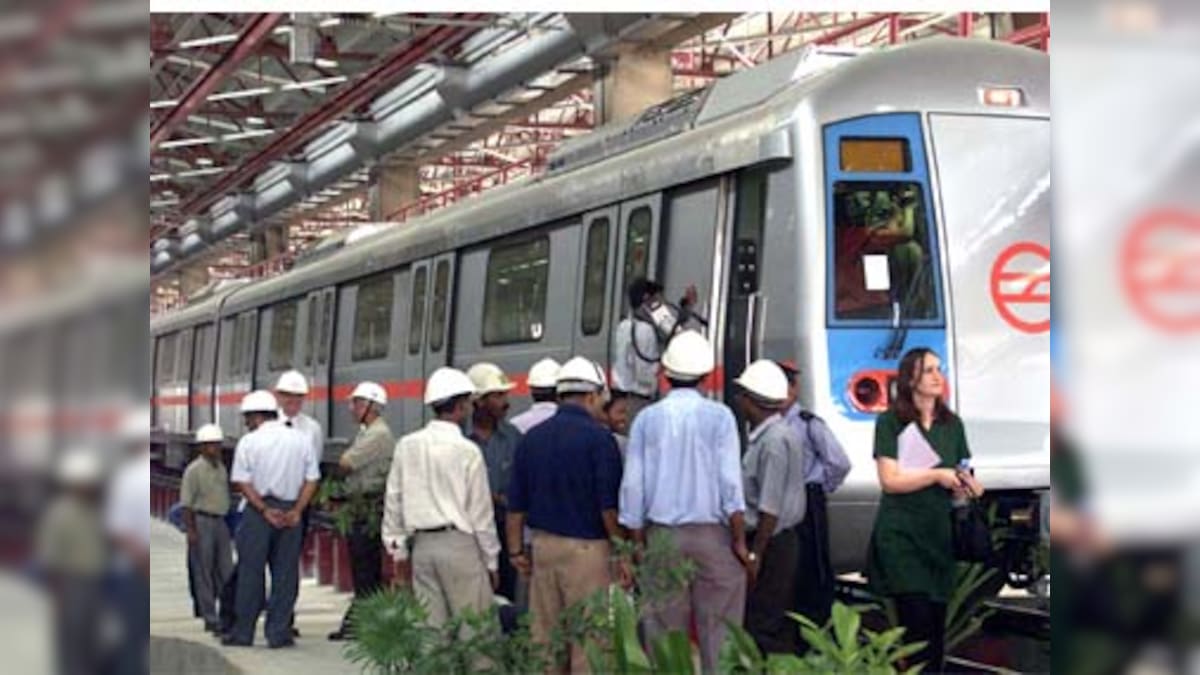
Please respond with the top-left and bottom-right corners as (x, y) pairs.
(606, 194), (662, 381)
(927, 113), (1050, 478)
(191, 323), (216, 428)
(574, 207), (619, 367)
(421, 253), (457, 421)
(722, 169), (768, 410)
(302, 287), (336, 437)
(216, 310), (257, 433)
(400, 261), (430, 432)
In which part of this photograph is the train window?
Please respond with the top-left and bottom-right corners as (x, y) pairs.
(194, 324), (213, 385)
(317, 293), (332, 365)
(408, 267), (427, 355)
(224, 319), (239, 376)
(268, 300), (299, 371)
(304, 296), (317, 366)
(483, 237), (549, 345)
(840, 138), (911, 173)
(429, 260), (450, 353)
(623, 207), (652, 285)
(832, 181), (936, 321)
(352, 274), (394, 362)
(155, 332), (177, 384)
(581, 218), (610, 335)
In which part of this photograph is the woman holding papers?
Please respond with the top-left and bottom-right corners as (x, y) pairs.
(865, 347), (984, 673)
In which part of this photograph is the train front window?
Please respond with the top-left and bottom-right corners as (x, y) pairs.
(832, 181), (936, 321)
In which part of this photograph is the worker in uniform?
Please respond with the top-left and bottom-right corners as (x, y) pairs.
(733, 360), (808, 655)
(274, 370), (323, 638)
(466, 362), (523, 603)
(180, 423), (234, 634)
(611, 277), (706, 423)
(506, 357), (625, 673)
(328, 382), (395, 641)
(776, 359), (852, 630)
(866, 348), (984, 672)
(381, 367), (499, 629)
(36, 448), (107, 675)
(618, 330), (747, 674)
(509, 358), (560, 434)
(223, 390), (321, 648)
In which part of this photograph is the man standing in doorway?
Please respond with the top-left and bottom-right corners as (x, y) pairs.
(328, 382), (395, 641)
(466, 362), (523, 603)
(777, 359), (851, 629)
(619, 331), (748, 673)
(381, 368), (499, 629)
(611, 277), (705, 424)
(223, 391), (320, 648)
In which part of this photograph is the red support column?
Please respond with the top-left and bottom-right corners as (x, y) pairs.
(335, 535), (354, 593)
(316, 529), (334, 586)
(958, 12), (975, 37)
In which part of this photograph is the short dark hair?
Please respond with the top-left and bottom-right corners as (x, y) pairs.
(530, 387), (557, 403)
(627, 277), (662, 308)
(667, 377), (699, 389)
(432, 394), (470, 417)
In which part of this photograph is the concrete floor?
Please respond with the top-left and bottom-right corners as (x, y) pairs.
(150, 519), (358, 674)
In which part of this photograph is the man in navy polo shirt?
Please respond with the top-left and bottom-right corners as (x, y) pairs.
(506, 356), (625, 673)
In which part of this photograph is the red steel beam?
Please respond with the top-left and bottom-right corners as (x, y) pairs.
(150, 13), (284, 149)
(1006, 19), (1050, 48)
(813, 13), (895, 45)
(179, 15), (486, 218)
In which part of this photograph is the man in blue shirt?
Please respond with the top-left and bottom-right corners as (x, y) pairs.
(619, 331), (748, 674)
(777, 359), (852, 630)
(507, 357), (624, 673)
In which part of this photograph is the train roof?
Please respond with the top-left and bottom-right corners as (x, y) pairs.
(155, 38), (1047, 329)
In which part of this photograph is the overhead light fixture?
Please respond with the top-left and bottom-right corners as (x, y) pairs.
(281, 76), (347, 92)
(177, 34), (239, 49)
(319, 17), (342, 28)
(314, 58), (339, 69)
(245, 116), (266, 125)
(150, 173), (170, 182)
(221, 129), (275, 142)
(150, 99), (178, 109)
(158, 136), (215, 149)
(208, 87), (273, 101)
(176, 166), (227, 178)
(196, 157), (214, 165)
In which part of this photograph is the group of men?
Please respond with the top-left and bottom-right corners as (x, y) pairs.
(176, 276), (852, 674)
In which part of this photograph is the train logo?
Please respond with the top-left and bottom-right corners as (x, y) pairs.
(1121, 209), (1200, 333)
(990, 241), (1050, 334)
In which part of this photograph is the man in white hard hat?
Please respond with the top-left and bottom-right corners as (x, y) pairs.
(274, 369), (322, 638)
(224, 390), (320, 648)
(618, 330), (748, 673)
(36, 447), (107, 675)
(733, 360), (808, 655)
(507, 357), (625, 672)
(775, 359), (850, 629)
(381, 367), (499, 629)
(465, 362), (523, 602)
(180, 423), (234, 634)
(328, 382), (395, 641)
(510, 358), (560, 434)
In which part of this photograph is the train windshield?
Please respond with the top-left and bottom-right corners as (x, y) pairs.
(831, 181), (936, 322)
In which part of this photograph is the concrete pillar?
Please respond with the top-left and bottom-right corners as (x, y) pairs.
(370, 159), (420, 221)
(593, 42), (674, 127)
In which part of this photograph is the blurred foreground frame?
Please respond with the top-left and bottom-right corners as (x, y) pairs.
(1054, 0), (1200, 673)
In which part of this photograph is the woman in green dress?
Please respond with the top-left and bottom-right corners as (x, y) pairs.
(866, 347), (984, 672)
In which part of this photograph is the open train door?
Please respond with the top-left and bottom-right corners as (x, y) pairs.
(302, 287), (336, 441)
(928, 113), (1051, 489)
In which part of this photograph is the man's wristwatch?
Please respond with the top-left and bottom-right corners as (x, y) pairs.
(747, 552), (758, 563)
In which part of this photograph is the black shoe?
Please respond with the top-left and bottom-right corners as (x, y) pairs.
(268, 639), (296, 649)
(220, 635), (251, 647)
(327, 628), (352, 641)
(291, 626), (301, 638)
(204, 622), (220, 634)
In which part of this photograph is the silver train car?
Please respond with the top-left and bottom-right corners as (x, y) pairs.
(150, 38), (1050, 581)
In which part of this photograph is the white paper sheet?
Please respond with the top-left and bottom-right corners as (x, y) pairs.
(897, 422), (941, 470)
(863, 254), (891, 291)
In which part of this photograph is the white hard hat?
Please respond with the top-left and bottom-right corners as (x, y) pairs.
(556, 356), (607, 394)
(240, 390), (279, 414)
(57, 448), (103, 485)
(194, 423), (224, 444)
(120, 406), (149, 442)
(466, 362), (515, 396)
(527, 358), (561, 390)
(351, 381), (387, 406)
(734, 359), (789, 405)
(424, 367), (477, 405)
(275, 370), (309, 395)
(661, 330), (714, 380)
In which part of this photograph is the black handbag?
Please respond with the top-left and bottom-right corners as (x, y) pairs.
(951, 498), (993, 563)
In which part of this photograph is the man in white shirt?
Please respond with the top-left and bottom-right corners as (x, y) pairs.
(223, 391), (321, 648)
(274, 369), (323, 637)
(509, 358), (559, 434)
(611, 277), (705, 423)
(381, 367), (499, 628)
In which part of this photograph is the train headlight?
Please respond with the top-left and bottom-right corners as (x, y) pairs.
(850, 374), (885, 412)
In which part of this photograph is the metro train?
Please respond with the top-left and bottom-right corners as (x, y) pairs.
(150, 38), (1051, 582)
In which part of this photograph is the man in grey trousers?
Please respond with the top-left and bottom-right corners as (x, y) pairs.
(181, 423), (234, 634)
(222, 391), (320, 648)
